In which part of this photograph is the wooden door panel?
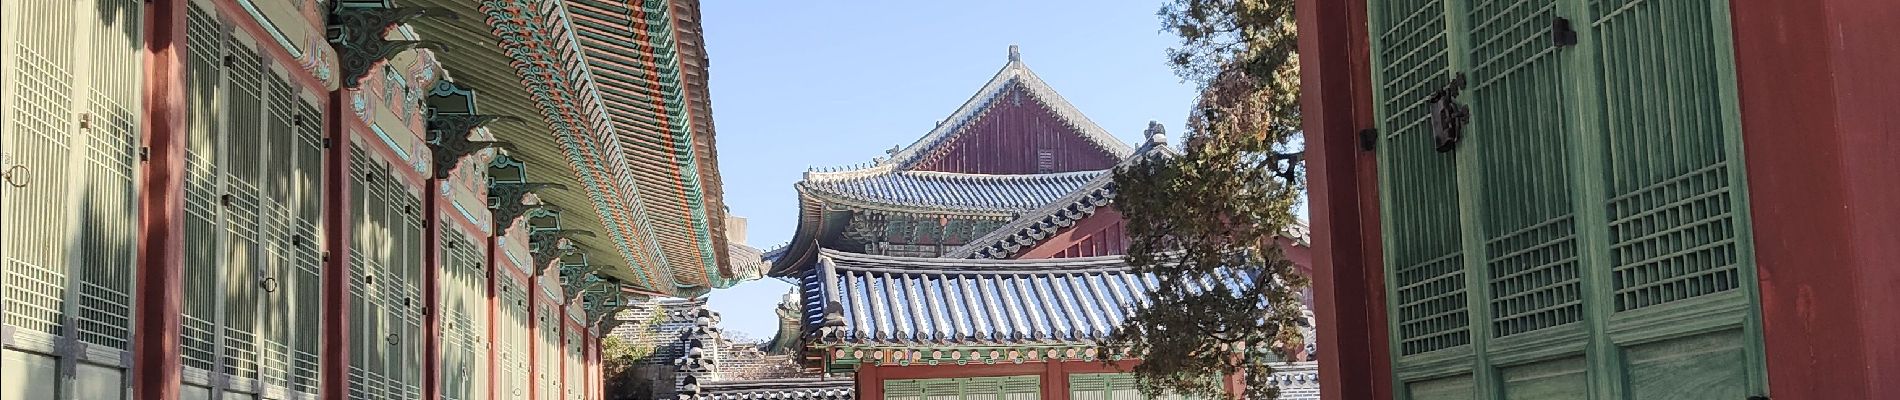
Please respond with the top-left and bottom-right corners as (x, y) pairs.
(1624, 330), (1748, 400)
(1403, 375), (1474, 400)
(1498, 356), (1586, 400)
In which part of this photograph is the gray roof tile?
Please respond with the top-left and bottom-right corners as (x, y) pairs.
(799, 250), (1261, 346)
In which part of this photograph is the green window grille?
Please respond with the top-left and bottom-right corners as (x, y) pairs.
(154, 4), (324, 397)
(1368, 0), (1764, 398)
(3, 4), (142, 397)
(221, 41), (263, 382)
(290, 97), (326, 394)
(885, 376), (1040, 400)
(348, 146), (427, 399)
(1069, 373), (1204, 400)
(1591, 0), (1745, 313)
(73, 0), (143, 353)
(180, 4), (222, 371)
(444, 230), (490, 400)
(2, 0), (78, 345)
(1370, 0), (1471, 358)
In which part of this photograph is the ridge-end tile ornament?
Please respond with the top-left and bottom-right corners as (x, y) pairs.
(326, 3), (456, 89)
(490, 181), (568, 233)
(529, 229), (594, 278)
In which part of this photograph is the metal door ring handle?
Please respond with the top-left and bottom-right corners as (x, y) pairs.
(260, 277), (280, 293)
(4, 165), (28, 188)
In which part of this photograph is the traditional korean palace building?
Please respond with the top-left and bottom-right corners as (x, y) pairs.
(719, 47), (1321, 400)
(0, 0), (753, 399)
(1292, 0), (1900, 399)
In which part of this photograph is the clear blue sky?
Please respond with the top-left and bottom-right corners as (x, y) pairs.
(701, 0), (1204, 340)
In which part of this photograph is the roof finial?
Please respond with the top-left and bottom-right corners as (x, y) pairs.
(1146, 121), (1168, 145)
(1008, 44), (1020, 62)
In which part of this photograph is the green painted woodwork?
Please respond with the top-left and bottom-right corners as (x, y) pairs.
(443, 231), (492, 400)
(1624, 330), (1748, 400)
(1498, 356), (1586, 400)
(1406, 376), (1474, 400)
(350, 144), (428, 399)
(886, 376), (1041, 400)
(843, 212), (1010, 258)
(498, 276), (532, 400)
(174, 5), (329, 392)
(1068, 373), (1202, 400)
(1366, 0), (1765, 398)
(2, 0), (142, 359)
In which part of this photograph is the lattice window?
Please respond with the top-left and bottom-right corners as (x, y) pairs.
(1463, 0), (1584, 338)
(1370, 0), (1470, 356)
(887, 376), (1041, 400)
(1594, 0), (1743, 312)
(3, 0), (78, 342)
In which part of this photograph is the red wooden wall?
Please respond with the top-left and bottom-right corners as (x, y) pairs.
(913, 86), (1120, 174)
(1011, 207), (1129, 259)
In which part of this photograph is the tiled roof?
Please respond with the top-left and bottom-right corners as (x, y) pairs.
(1267, 362), (1322, 400)
(944, 174), (1118, 259)
(799, 170), (1107, 215)
(798, 250), (1261, 346)
(694, 378), (855, 400)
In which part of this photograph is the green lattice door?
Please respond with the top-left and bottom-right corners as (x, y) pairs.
(1367, 0), (1766, 399)
(885, 376), (1040, 400)
(1, 0), (142, 397)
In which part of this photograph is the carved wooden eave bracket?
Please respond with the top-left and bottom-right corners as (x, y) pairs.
(427, 115), (519, 179)
(584, 293), (630, 328)
(490, 181), (568, 233)
(560, 267), (615, 305)
(327, 5), (456, 89)
(528, 229), (594, 277)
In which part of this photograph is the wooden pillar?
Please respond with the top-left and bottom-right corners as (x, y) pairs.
(320, 93), (357, 400)
(856, 364), (883, 400)
(131, 0), (190, 397)
(487, 235), (502, 400)
(1729, 0), (1900, 398)
(527, 277), (540, 400)
(422, 179), (444, 400)
(559, 319), (569, 400)
(1293, 0), (1391, 398)
(1040, 361), (1069, 400)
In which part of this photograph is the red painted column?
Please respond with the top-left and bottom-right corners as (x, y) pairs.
(527, 278), (540, 400)
(1729, 0), (1900, 398)
(487, 236), (501, 400)
(422, 179), (444, 400)
(856, 364), (883, 400)
(1040, 361), (1069, 400)
(320, 95), (357, 399)
(559, 320), (569, 400)
(131, 0), (189, 397)
(1293, 0), (1390, 398)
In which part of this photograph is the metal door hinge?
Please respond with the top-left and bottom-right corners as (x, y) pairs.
(323, 137), (334, 149)
(1551, 17), (1578, 47)
(139, 147), (150, 161)
(1428, 73), (1470, 153)
(77, 113), (93, 130)
(1359, 129), (1378, 152)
